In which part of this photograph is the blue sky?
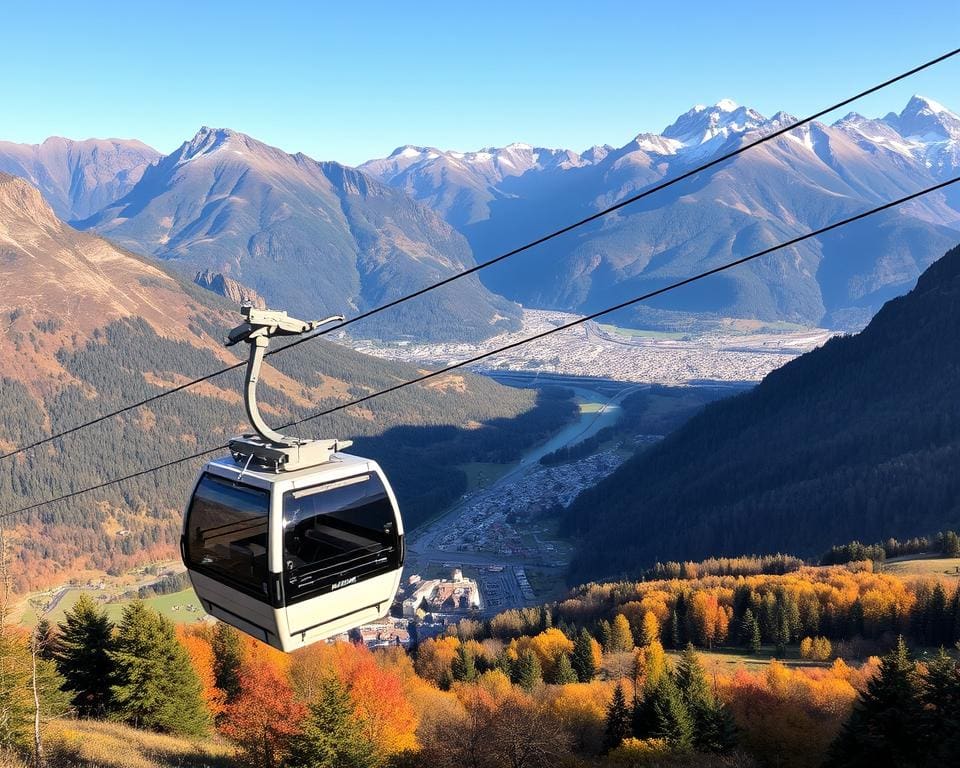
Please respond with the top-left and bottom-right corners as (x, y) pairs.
(3, 1), (959, 165)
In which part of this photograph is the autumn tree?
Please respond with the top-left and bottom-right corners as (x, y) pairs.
(54, 593), (115, 717)
(826, 637), (924, 767)
(571, 629), (598, 682)
(221, 644), (306, 768)
(287, 674), (376, 768)
(638, 611), (660, 647)
(608, 615), (634, 654)
(178, 627), (227, 719)
(110, 602), (209, 735)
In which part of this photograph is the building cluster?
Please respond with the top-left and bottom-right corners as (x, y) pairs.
(400, 569), (482, 619)
(348, 309), (833, 385)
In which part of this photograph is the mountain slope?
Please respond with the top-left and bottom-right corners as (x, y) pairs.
(363, 97), (960, 330)
(77, 128), (520, 342)
(0, 137), (159, 220)
(0, 174), (569, 592)
(564, 240), (960, 582)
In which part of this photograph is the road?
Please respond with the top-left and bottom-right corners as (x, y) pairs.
(404, 376), (639, 612)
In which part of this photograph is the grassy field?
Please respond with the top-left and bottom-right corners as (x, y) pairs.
(22, 587), (205, 627)
(458, 460), (517, 492)
(667, 646), (831, 674)
(43, 719), (235, 768)
(597, 323), (686, 340)
(883, 555), (960, 579)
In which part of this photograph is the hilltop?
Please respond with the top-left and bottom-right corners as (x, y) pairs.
(565, 240), (960, 581)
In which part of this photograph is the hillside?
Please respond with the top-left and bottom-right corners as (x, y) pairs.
(363, 96), (960, 330)
(0, 174), (572, 591)
(0, 136), (159, 220)
(76, 128), (520, 342)
(565, 241), (960, 582)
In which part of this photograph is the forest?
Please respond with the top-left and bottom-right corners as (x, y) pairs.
(564, 244), (960, 582)
(4, 558), (960, 768)
(0, 316), (576, 592)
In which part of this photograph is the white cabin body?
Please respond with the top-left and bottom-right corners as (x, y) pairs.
(181, 452), (404, 652)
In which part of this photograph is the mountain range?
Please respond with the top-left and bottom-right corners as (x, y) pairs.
(362, 95), (960, 330)
(0, 172), (563, 590)
(564, 240), (960, 582)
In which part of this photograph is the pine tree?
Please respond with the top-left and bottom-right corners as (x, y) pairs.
(55, 593), (115, 717)
(512, 649), (542, 690)
(648, 674), (694, 750)
(287, 675), (376, 768)
(598, 620), (612, 652)
(675, 644), (737, 753)
(211, 622), (243, 703)
(738, 609), (761, 654)
(668, 609), (681, 649)
(34, 619), (58, 662)
(826, 636), (924, 767)
(920, 648), (960, 763)
(603, 682), (631, 753)
(451, 644), (477, 682)
(571, 628), (597, 682)
(551, 653), (578, 685)
(110, 602), (210, 735)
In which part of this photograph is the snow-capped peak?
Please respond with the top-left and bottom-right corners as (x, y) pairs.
(661, 102), (766, 147)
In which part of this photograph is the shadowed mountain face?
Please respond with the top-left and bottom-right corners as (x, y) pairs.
(0, 137), (159, 220)
(362, 97), (960, 330)
(0, 172), (553, 590)
(564, 241), (960, 583)
(77, 128), (520, 342)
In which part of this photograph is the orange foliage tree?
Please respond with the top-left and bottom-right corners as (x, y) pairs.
(177, 626), (226, 719)
(220, 641), (306, 768)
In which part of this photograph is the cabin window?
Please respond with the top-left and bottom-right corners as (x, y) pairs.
(283, 473), (398, 600)
(185, 474), (270, 600)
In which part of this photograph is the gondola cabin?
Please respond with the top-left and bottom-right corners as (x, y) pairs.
(182, 451), (404, 651)
(180, 305), (405, 651)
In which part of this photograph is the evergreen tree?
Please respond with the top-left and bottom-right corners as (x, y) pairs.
(668, 609), (681, 649)
(451, 644), (477, 683)
(738, 609), (761, 654)
(211, 622), (243, 703)
(110, 602), (210, 735)
(676, 644), (737, 753)
(288, 675), (376, 768)
(34, 619), (58, 662)
(551, 653), (578, 685)
(648, 674), (694, 750)
(571, 628), (597, 682)
(512, 649), (542, 691)
(597, 619), (612, 652)
(920, 648), (960, 763)
(55, 593), (115, 717)
(826, 636), (924, 767)
(603, 682), (631, 753)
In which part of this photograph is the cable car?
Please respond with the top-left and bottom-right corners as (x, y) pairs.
(181, 306), (404, 651)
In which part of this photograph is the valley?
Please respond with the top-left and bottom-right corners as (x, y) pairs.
(347, 309), (834, 385)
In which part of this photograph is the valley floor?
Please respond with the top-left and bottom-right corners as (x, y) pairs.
(345, 309), (835, 385)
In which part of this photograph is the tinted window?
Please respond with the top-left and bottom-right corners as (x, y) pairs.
(186, 474), (270, 600)
(283, 473), (399, 599)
